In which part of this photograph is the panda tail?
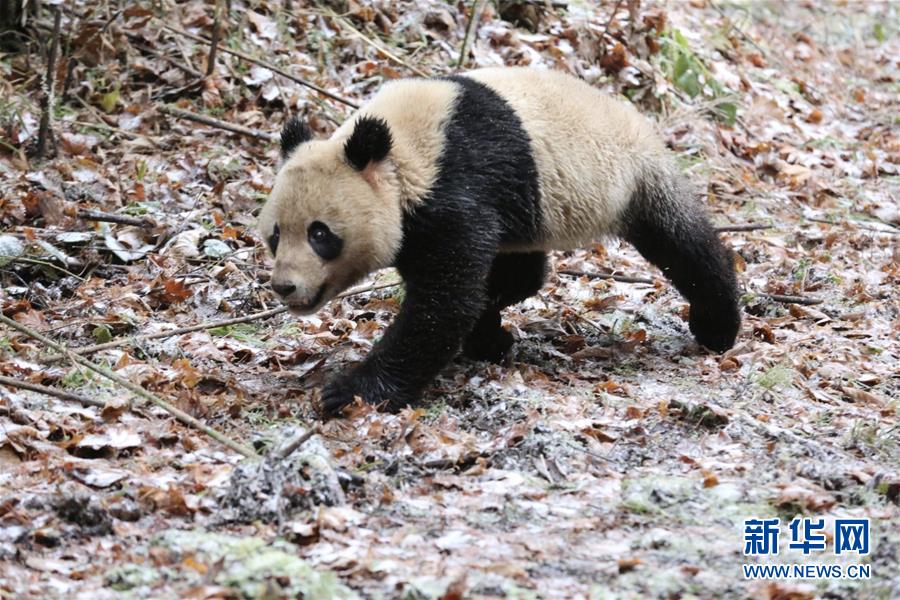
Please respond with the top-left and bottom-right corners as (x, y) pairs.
(619, 162), (741, 351)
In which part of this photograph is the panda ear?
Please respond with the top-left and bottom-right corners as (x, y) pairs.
(281, 116), (313, 160)
(344, 116), (393, 171)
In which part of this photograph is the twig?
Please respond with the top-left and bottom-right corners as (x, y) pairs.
(76, 208), (155, 228)
(524, 0), (568, 8)
(159, 21), (359, 109)
(762, 293), (823, 306)
(709, 0), (769, 61)
(132, 40), (203, 79)
(61, 280), (400, 358)
(805, 216), (898, 234)
(600, 0), (625, 43)
(206, 0), (223, 77)
(69, 307), (287, 358)
(273, 424), (321, 459)
(457, 0), (488, 70)
(6, 256), (86, 281)
(0, 314), (258, 458)
(35, 7), (61, 159)
(558, 269), (655, 285)
(0, 374), (106, 408)
(157, 104), (277, 141)
(318, 5), (429, 78)
(543, 294), (605, 334)
(714, 223), (771, 233)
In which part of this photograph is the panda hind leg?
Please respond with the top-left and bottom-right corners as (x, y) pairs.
(620, 169), (741, 352)
(462, 251), (548, 362)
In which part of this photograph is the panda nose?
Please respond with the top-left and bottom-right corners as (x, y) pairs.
(271, 282), (297, 297)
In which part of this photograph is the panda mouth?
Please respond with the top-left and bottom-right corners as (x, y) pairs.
(286, 284), (326, 314)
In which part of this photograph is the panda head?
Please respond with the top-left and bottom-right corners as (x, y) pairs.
(259, 115), (402, 314)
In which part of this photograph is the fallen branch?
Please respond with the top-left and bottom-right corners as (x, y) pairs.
(132, 41), (204, 79)
(69, 307), (287, 358)
(61, 280), (400, 358)
(206, 0), (224, 77)
(0, 374), (107, 408)
(76, 208), (155, 228)
(714, 223), (771, 233)
(805, 216), (899, 234)
(273, 424), (321, 459)
(543, 294), (605, 334)
(558, 269), (655, 285)
(318, 6), (429, 78)
(35, 7), (62, 159)
(762, 293), (824, 306)
(160, 22), (359, 109)
(157, 105), (277, 142)
(0, 314), (258, 458)
(600, 0), (625, 42)
(457, 0), (488, 70)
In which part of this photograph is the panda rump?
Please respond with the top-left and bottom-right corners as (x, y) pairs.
(260, 67), (741, 416)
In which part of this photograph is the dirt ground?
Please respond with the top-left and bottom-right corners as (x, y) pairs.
(0, 1), (897, 598)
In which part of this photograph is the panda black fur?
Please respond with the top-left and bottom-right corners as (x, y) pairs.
(259, 67), (741, 416)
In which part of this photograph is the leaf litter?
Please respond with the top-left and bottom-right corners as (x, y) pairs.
(0, 0), (898, 598)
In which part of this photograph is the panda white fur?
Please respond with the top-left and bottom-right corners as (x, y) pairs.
(258, 67), (741, 416)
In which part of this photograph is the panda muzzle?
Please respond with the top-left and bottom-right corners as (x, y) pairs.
(283, 283), (327, 314)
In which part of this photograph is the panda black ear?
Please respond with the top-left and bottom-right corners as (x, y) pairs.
(344, 116), (393, 171)
(281, 116), (313, 160)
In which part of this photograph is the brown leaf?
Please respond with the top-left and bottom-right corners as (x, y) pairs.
(617, 557), (642, 573)
(757, 582), (816, 600)
(806, 108), (823, 124)
(154, 278), (193, 304)
(748, 52), (767, 68)
(601, 43), (629, 74)
(840, 386), (886, 407)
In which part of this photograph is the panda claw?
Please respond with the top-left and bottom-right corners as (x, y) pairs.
(319, 374), (367, 418)
(319, 369), (411, 418)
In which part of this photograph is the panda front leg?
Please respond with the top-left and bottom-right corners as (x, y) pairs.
(320, 222), (496, 416)
(462, 252), (548, 362)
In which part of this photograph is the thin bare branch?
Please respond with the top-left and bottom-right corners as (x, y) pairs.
(76, 208), (155, 228)
(274, 424), (321, 459)
(0, 314), (258, 459)
(160, 21), (359, 109)
(714, 223), (772, 233)
(457, 0), (488, 71)
(558, 269), (656, 285)
(206, 0), (223, 77)
(35, 7), (61, 159)
(762, 293), (824, 306)
(61, 280), (400, 358)
(157, 104), (277, 141)
(0, 374), (107, 408)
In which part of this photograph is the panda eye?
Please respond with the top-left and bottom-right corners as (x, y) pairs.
(268, 224), (280, 255)
(307, 221), (342, 260)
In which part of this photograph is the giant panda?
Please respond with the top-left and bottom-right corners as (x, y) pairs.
(258, 67), (741, 416)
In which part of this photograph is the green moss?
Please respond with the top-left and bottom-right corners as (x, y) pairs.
(755, 365), (793, 390)
(153, 530), (356, 599)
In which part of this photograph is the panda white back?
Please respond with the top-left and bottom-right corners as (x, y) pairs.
(465, 67), (668, 250)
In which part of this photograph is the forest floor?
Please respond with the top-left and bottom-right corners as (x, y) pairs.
(0, 1), (898, 598)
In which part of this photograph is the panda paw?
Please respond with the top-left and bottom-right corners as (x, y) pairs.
(689, 302), (741, 352)
(319, 369), (412, 418)
(462, 326), (514, 363)
(319, 372), (371, 418)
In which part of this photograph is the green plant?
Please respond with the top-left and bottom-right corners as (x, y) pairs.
(659, 29), (737, 125)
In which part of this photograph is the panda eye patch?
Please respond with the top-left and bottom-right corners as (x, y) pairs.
(307, 221), (342, 260)
(268, 224), (280, 255)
